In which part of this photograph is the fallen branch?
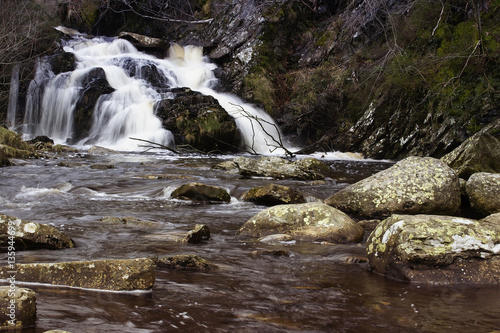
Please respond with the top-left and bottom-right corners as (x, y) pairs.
(129, 137), (179, 154)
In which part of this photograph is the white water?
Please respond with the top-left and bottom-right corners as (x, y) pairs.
(21, 34), (290, 153)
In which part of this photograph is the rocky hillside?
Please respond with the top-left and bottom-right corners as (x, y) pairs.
(3, 0), (500, 160)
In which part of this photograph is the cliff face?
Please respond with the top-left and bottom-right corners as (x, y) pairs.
(31, 0), (500, 159)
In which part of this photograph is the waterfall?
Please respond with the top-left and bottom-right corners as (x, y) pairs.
(7, 64), (20, 129)
(21, 34), (291, 153)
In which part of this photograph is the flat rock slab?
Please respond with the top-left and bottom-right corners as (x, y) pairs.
(0, 258), (155, 291)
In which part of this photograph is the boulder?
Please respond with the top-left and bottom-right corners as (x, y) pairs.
(238, 202), (364, 243)
(441, 132), (500, 179)
(88, 145), (117, 155)
(0, 128), (34, 165)
(98, 216), (159, 228)
(154, 254), (218, 271)
(156, 88), (240, 153)
(232, 156), (326, 180)
(466, 173), (500, 217)
(182, 224), (211, 243)
(241, 183), (306, 206)
(0, 214), (75, 251)
(324, 156), (461, 218)
(118, 31), (170, 54)
(366, 214), (500, 284)
(0, 286), (36, 329)
(171, 182), (231, 203)
(0, 258), (155, 291)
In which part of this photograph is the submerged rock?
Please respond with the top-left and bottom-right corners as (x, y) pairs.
(182, 224), (211, 243)
(466, 172), (500, 217)
(441, 132), (500, 179)
(366, 214), (500, 284)
(0, 258), (155, 291)
(325, 156), (461, 218)
(0, 286), (36, 329)
(171, 182), (231, 203)
(238, 202), (364, 243)
(241, 183), (306, 206)
(232, 156), (327, 180)
(0, 214), (75, 251)
(98, 216), (159, 228)
(155, 254), (218, 271)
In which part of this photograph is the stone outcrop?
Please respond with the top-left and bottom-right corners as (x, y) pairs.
(154, 254), (218, 271)
(171, 182), (231, 203)
(441, 132), (500, 179)
(366, 214), (500, 284)
(241, 184), (306, 206)
(0, 258), (155, 291)
(230, 156), (328, 180)
(0, 214), (75, 251)
(156, 88), (240, 153)
(0, 287), (36, 329)
(325, 156), (461, 218)
(238, 202), (364, 243)
(466, 173), (500, 217)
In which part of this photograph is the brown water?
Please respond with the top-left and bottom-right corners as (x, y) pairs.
(1, 152), (499, 333)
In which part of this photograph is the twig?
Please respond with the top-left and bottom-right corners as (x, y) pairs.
(129, 137), (179, 154)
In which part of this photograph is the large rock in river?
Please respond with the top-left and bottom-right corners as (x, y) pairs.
(241, 183), (306, 206)
(0, 258), (155, 291)
(0, 214), (75, 251)
(441, 132), (500, 179)
(466, 172), (500, 217)
(324, 156), (461, 218)
(0, 286), (36, 329)
(238, 202), (364, 243)
(366, 214), (500, 284)
(171, 182), (231, 203)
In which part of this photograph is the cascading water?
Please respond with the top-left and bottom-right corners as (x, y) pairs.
(21, 31), (291, 153)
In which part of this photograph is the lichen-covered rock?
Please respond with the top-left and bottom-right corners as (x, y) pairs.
(0, 258), (155, 291)
(0, 214), (75, 251)
(466, 172), (500, 217)
(171, 182), (230, 203)
(0, 286), (36, 329)
(0, 128), (34, 165)
(155, 254), (218, 271)
(233, 156), (326, 180)
(324, 156), (461, 218)
(238, 202), (364, 243)
(182, 224), (211, 243)
(441, 132), (500, 179)
(480, 212), (500, 226)
(241, 183), (306, 206)
(366, 214), (500, 284)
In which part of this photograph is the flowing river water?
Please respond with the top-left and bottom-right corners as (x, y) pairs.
(1, 151), (499, 332)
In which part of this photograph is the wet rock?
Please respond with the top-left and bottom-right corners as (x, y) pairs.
(0, 214), (75, 251)
(342, 255), (369, 264)
(88, 146), (117, 155)
(233, 156), (326, 180)
(0, 128), (34, 164)
(252, 249), (289, 257)
(211, 160), (239, 173)
(324, 156), (461, 218)
(182, 224), (211, 243)
(48, 51), (76, 75)
(357, 219), (381, 231)
(466, 173), (500, 217)
(366, 214), (500, 284)
(118, 31), (170, 54)
(238, 202), (364, 243)
(0, 286), (36, 329)
(241, 184), (306, 206)
(90, 163), (115, 170)
(258, 234), (294, 243)
(171, 182), (231, 203)
(155, 254), (218, 271)
(156, 88), (240, 153)
(0, 258), (155, 291)
(441, 132), (500, 179)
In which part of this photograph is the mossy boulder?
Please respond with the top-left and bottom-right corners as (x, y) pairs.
(324, 156), (461, 218)
(156, 88), (240, 153)
(171, 182), (231, 203)
(0, 214), (75, 251)
(154, 254), (218, 271)
(238, 202), (364, 243)
(366, 214), (500, 284)
(241, 183), (306, 206)
(0, 127), (34, 165)
(0, 258), (155, 291)
(232, 156), (327, 180)
(0, 287), (36, 329)
(441, 132), (500, 179)
(466, 173), (500, 217)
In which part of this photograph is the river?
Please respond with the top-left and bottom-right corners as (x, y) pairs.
(1, 151), (499, 332)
